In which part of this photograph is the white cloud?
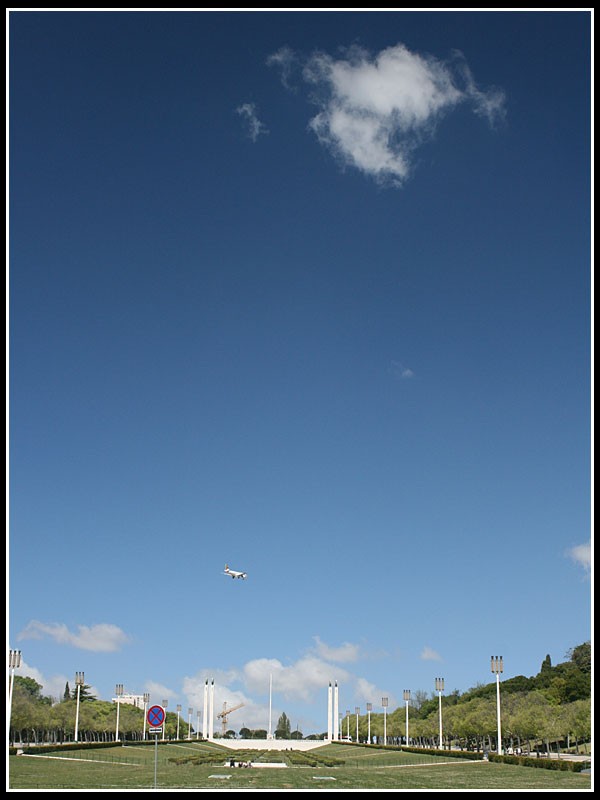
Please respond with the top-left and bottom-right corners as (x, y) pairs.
(271, 42), (505, 187)
(420, 646), (442, 661)
(236, 102), (268, 142)
(17, 620), (130, 652)
(389, 360), (415, 380)
(354, 676), (396, 708)
(312, 636), (361, 663)
(567, 541), (591, 573)
(244, 656), (350, 702)
(266, 46), (298, 90)
(144, 680), (178, 704)
(180, 640), (400, 729)
(182, 670), (276, 731)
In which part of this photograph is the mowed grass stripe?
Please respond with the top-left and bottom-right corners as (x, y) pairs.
(9, 744), (592, 791)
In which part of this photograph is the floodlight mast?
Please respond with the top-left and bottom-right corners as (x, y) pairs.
(491, 656), (504, 754)
(382, 697), (389, 745)
(115, 684), (124, 742)
(8, 650), (22, 744)
(162, 699), (168, 741)
(143, 693), (150, 740)
(403, 690), (411, 747)
(74, 672), (85, 742)
(435, 678), (444, 749)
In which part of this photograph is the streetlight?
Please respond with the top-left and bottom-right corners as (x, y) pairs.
(382, 697), (388, 746)
(115, 684), (123, 742)
(435, 678), (444, 750)
(366, 703), (372, 744)
(176, 704), (182, 740)
(162, 700), (168, 740)
(188, 707), (193, 740)
(8, 650), (22, 744)
(355, 707), (360, 743)
(74, 672), (85, 742)
(491, 656), (504, 754)
(403, 690), (411, 747)
(196, 710), (201, 740)
(345, 710), (350, 740)
(143, 693), (150, 740)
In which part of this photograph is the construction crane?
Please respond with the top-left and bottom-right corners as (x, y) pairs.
(217, 701), (245, 735)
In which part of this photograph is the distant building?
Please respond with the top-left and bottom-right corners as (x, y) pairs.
(112, 693), (146, 709)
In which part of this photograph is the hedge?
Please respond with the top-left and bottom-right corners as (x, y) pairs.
(488, 753), (590, 772)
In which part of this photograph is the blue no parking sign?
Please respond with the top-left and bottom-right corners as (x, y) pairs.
(147, 704), (165, 731)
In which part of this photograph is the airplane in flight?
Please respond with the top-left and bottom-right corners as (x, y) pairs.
(223, 564), (247, 580)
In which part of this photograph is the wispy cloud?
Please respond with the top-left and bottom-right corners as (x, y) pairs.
(236, 102), (269, 142)
(144, 680), (179, 703)
(420, 646), (442, 661)
(269, 42), (505, 187)
(566, 541), (591, 573)
(389, 360), (415, 380)
(18, 620), (130, 652)
(312, 636), (361, 663)
(267, 46), (297, 90)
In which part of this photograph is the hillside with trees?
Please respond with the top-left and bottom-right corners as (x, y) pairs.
(8, 642), (590, 752)
(362, 642), (591, 753)
(8, 678), (190, 745)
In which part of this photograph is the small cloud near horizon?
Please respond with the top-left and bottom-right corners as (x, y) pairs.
(420, 646), (442, 661)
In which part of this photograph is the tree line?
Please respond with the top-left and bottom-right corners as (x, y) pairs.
(341, 642), (591, 753)
(8, 642), (590, 752)
(9, 678), (191, 745)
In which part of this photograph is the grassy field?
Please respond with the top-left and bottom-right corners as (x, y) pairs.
(8, 741), (592, 790)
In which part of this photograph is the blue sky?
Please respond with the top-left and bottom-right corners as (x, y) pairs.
(8, 10), (591, 736)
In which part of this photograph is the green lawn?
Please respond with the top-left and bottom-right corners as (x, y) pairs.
(8, 742), (592, 790)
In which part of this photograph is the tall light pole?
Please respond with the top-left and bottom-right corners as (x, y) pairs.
(187, 707), (193, 740)
(366, 703), (372, 744)
(355, 707), (360, 743)
(345, 710), (350, 741)
(196, 710), (201, 740)
(435, 678), (444, 750)
(143, 693), (150, 740)
(403, 690), (411, 747)
(162, 700), (168, 740)
(268, 673), (273, 740)
(8, 650), (22, 744)
(74, 672), (85, 742)
(491, 656), (504, 754)
(382, 697), (388, 745)
(176, 704), (182, 740)
(115, 684), (123, 742)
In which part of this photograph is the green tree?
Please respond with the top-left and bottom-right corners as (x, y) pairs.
(540, 654), (552, 673)
(275, 712), (291, 739)
(71, 682), (96, 702)
(14, 676), (45, 701)
(567, 642), (591, 673)
(63, 682), (71, 701)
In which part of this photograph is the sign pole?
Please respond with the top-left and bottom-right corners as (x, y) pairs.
(154, 733), (158, 790)
(146, 705), (165, 790)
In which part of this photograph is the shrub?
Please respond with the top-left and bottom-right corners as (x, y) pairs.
(488, 753), (589, 772)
